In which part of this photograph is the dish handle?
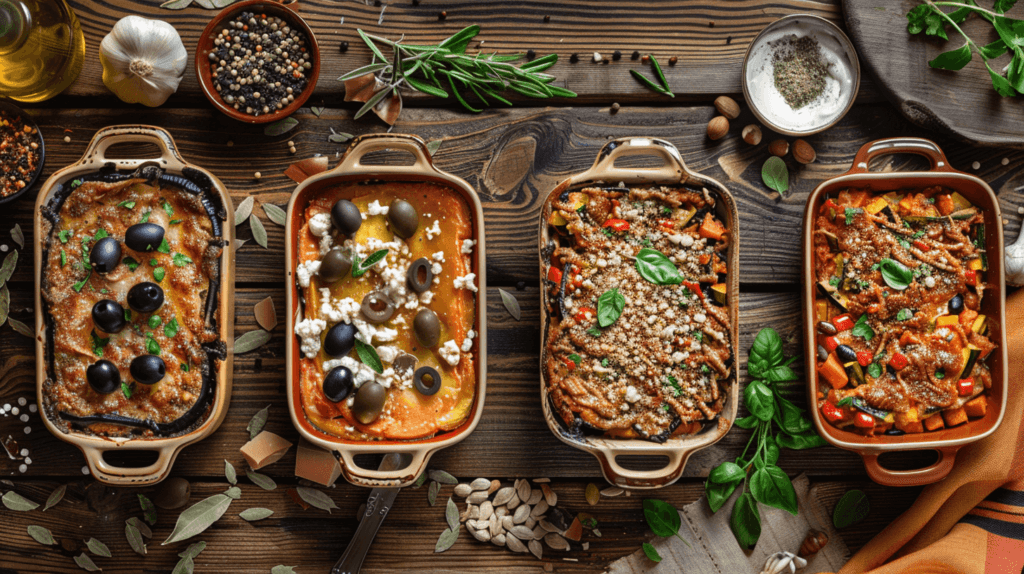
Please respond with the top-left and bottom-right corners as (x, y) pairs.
(591, 446), (689, 490)
(847, 137), (956, 175)
(861, 447), (958, 487)
(574, 137), (687, 184)
(337, 445), (432, 488)
(80, 125), (186, 169)
(332, 133), (434, 175)
(80, 444), (178, 486)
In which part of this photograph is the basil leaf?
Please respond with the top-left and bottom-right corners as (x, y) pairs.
(634, 248), (682, 285)
(773, 395), (811, 435)
(879, 258), (913, 290)
(597, 288), (625, 327)
(153, 267), (165, 282)
(928, 43), (972, 70)
(833, 489), (870, 528)
(355, 339), (383, 373)
(762, 364), (798, 383)
(852, 314), (875, 341)
(986, 59), (1018, 96)
(157, 238), (170, 254)
(172, 253), (193, 266)
(642, 499), (680, 538)
(867, 363), (883, 378)
(897, 308), (914, 321)
(744, 380), (775, 421)
(761, 156), (789, 195)
(733, 414), (760, 429)
(730, 492), (761, 549)
(641, 542), (662, 563)
(705, 479), (739, 513)
(148, 315), (162, 329)
(764, 435), (780, 466)
(776, 429), (829, 450)
(708, 462), (745, 485)
(748, 328), (783, 379)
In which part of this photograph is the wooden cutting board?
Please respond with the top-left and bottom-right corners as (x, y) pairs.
(843, 1), (1024, 148)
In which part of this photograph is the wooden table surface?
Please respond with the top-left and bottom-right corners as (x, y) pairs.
(2, 1), (1023, 573)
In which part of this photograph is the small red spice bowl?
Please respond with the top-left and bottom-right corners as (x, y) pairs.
(195, 0), (320, 124)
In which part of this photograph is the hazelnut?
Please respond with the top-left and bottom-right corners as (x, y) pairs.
(714, 95), (740, 119)
(741, 124), (762, 146)
(799, 529), (829, 557)
(707, 116), (729, 141)
(768, 139), (789, 158)
(793, 139), (816, 164)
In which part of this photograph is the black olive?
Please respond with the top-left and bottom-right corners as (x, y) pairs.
(817, 345), (828, 363)
(884, 428), (906, 436)
(360, 291), (396, 324)
(323, 366), (354, 402)
(949, 294), (965, 315)
(393, 353), (417, 374)
(331, 199), (362, 236)
(124, 223), (165, 252)
(92, 299), (128, 334)
(351, 381), (386, 424)
(130, 355), (166, 385)
(414, 308), (440, 348)
(414, 366), (442, 396)
(406, 258), (434, 293)
(323, 322), (357, 357)
(127, 282), (164, 313)
(86, 360), (121, 394)
(835, 344), (857, 364)
(90, 237), (122, 273)
(319, 248), (352, 283)
(387, 199), (419, 239)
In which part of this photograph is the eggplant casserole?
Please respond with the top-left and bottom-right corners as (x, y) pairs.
(813, 187), (996, 436)
(40, 167), (226, 438)
(542, 185), (732, 443)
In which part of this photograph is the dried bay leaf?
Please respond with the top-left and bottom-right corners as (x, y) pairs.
(426, 139), (443, 156)
(0, 284), (10, 325)
(310, 106), (324, 117)
(224, 486), (241, 500)
(0, 249), (17, 287)
(250, 214), (268, 248)
(162, 494), (232, 544)
(224, 460), (237, 485)
(43, 484), (66, 511)
(171, 556), (194, 574)
(254, 296), (278, 331)
(234, 329), (271, 354)
(428, 469), (458, 485)
(211, 0), (235, 7)
(499, 289), (521, 320)
(126, 517), (152, 538)
(262, 203), (287, 227)
(138, 494), (157, 525)
(160, 0), (193, 9)
(3, 491), (39, 511)
(234, 196), (254, 225)
(27, 525), (55, 545)
(264, 117), (299, 137)
(9, 317), (32, 338)
(11, 224), (24, 248)
(412, 472), (427, 488)
(295, 486), (338, 513)
(125, 523), (147, 556)
(247, 405), (270, 439)
(86, 537), (111, 557)
(246, 470), (277, 491)
(233, 239), (248, 252)
(239, 507), (274, 521)
(434, 527), (458, 552)
(179, 540), (207, 559)
(427, 480), (440, 506)
(445, 497), (459, 531)
(192, 0), (215, 7)
(271, 567), (297, 574)
(74, 553), (101, 572)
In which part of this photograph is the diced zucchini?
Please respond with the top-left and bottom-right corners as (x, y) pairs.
(971, 315), (988, 336)
(548, 211), (569, 227)
(902, 215), (928, 225)
(817, 281), (851, 312)
(949, 208), (978, 221)
(710, 283), (727, 306)
(821, 230), (840, 251)
(844, 361), (866, 387)
(959, 345), (982, 379)
(951, 192), (973, 211)
(852, 397), (895, 423)
(972, 223), (986, 251)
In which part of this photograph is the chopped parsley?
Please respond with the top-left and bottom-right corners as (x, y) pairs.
(169, 219), (183, 225)
(118, 200), (136, 209)
(568, 353), (581, 367)
(58, 229), (71, 243)
(912, 229), (926, 239)
(663, 376), (682, 397)
(829, 276), (841, 287)
(935, 369), (946, 380)
(72, 272), (91, 293)
(661, 404), (671, 412)
(896, 308), (914, 321)
(600, 358), (609, 368)
(70, 179), (83, 187)
(94, 228), (109, 241)
(148, 315), (162, 329)
(146, 334), (160, 355)
(140, 210), (151, 223)
(123, 308), (131, 322)
(161, 200), (174, 218)
(600, 228), (613, 238)
(845, 207), (858, 225)
(701, 364), (710, 373)
(172, 253), (193, 267)
(587, 327), (602, 337)
(149, 258), (159, 267)
(837, 396), (854, 407)
(60, 250), (66, 267)
(164, 318), (179, 338)
(867, 362), (883, 378)
(124, 256), (140, 271)
(153, 267), (165, 282)
(180, 363), (189, 372)
(661, 207), (672, 215)
(694, 331), (703, 342)
(90, 330), (110, 357)
(121, 381), (132, 399)
(156, 238), (170, 254)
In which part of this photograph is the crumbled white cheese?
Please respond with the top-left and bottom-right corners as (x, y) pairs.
(432, 251), (445, 263)
(425, 220), (441, 240)
(624, 385), (641, 403)
(323, 356), (361, 374)
(309, 213), (331, 237)
(319, 234), (334, 255)
(367, 200), (389, 216)
(377, 345), (398, 364)
(294, 318), (326, 358)
(374, 327), (398, 342)
(419, 290), (435, 304)
(320, 293), (360, 324)
(461, 338), (473, 352)
(439, 340), (461, 366)
(693, 313), (706, 323)
(924, 276), (936, 289)
(461, 239), (476, 254)
(296, 260), (321, 288)
(671, 351), (686, 364)
(454, 273), (478, 292)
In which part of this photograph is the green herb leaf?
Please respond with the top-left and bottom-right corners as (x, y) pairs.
(709, 461), (746, 485)
(264, 117), (299, 136)
(3, 491), (39, 511)
(179, 541), (207, 560)
(165, 318), (179, 338)
(498, 288), (521, 320)
(148, 315), (162, 329)
(43, 484), (67, 511)
(744, 380), (775, 421)
(234, 196), (254, 225)
(587, 327), (602, 337)
(86, 537), (112, 557)
(879, 258), (913, 290)
(146, 336), (160, 355)
(749, 466), (798, 515)
(352, 249), (389, 277)
(125, 522), (147, 556)
(124, 256), (140, 271)
(172, 253), (193, 266)
(427, 480), (440, 505)
(74, 553), (101, 572)
(641, 542), (662, 562)
(776, 429), (829, 450)
(706, 479), (739, 513)
(262, 203), (287, 227)
(642, 499), (681, 538)
(224, 486), (241, 500)
(250, 215), (268, 248)
(733, 414), (760, 429)
(867, 362), (883, 378)
(355, 339), (384, 373)
(597, 288), (625, 327)
(153, 266), (166, 282)
(126, 517), (152, 539)
(157, 238), (170, 254)
(28, 525), (56, 545)
(295, 486), (338, 513)
(0, 249), (18, 287)
(761, 156), (789, 195)
(852, 314), (875, 341)
(11, 224), (23, 248)
(162, 494), (233, 544)
(246, 405), (270, 439)
(138, 494), (157, 525)
(730, 492), (761, 549)
(833, 489), (870, 528)
(239, 507), (275, 522)
(896, 308), (914, 321)
(234, 329), (271, 354)
(748, 328), (784, 379)
(141, 210), (151, 223)
(634, 248), (682, 285)
(224, 460), (237, 485)
(928, 43), (972, 70)
(567, 353), (581, 367)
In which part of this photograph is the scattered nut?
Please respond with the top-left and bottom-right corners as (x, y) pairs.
(769, 139), (789, 158)
(742, 124), (763, 146)
(799, 529), (829, 557)
(793, 139), (816, 164)
(610, 102), (620, 114)
(707, 116), (729, 141)
(714, 95), (740, 119)
(668, 56), (678, 65)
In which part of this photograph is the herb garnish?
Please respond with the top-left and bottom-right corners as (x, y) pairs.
(639, 499), (691, 562)
(162, 200), (174, 218)
(153, 267), (165, 282)
(355, 339), (384, 373)
(124, 256), (140, 271)
(567, 353), (582, 367)
(58, 229), (71, 243)
(761, 156), (789, 195)
(597, 288), (625, 327)
(896, 308), (914, 321)
(852, 314), (875, 341)
(879, 258), (914, 290)
(172, 253), (193, 266)
(165, 318), (179, 338)
(157, 238), (170, 254)
(352, 249), (389, 278)
(635, 248), (683, 285)
(119, 200), (136, 209)
(90, 330), (110, 357)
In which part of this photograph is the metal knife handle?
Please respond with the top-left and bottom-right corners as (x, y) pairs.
(331, 487), (400, 574)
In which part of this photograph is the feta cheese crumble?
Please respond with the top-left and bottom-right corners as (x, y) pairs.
(461, 239), (477, 254)
(296, 260), (321, 288)
(439, 340), (461, 366)
(309, 213), (331, 237)
(453, 273), (478, 292)
(367, 200), (389, 216)
(425, 219), (441, 240)
(294, 318), (326, 358)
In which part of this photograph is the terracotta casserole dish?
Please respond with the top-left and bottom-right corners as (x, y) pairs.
(803, 137), (1007, 486)
(539, 137), (740, 489)
(285, 134), (487, 488)
(34, 126), (235, 486)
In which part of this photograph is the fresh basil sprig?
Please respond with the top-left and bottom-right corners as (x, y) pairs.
(852, 314), (874, 341)
(879, 258), (913, 290)
(635, 248), (682, 285)
(705, 328), (827, 548)
(597, 288), (625, 327)
(638, 499), (692, 561)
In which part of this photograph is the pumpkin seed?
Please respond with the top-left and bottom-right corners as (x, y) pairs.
(494, 506), (508, 519)
(511, 525), (536, 540)
(600, 487), (625, 497)
(533, 477), (551, 483)
(467, 491), (489, 504)
(512, 504), (530, 524)
(541, 484), (557, 506)
(489, 514), (501, 537)
(544, 532), (570, 550)
(532, 525), (546, 539)
(491, 533), (506, 547)
(506, 533), (527, 553)
(526, 489), (543, 506)
(585, 483), (600, 506)
(516, 479), (532, 503)
(530, 499), (549, 517)
(493, 486), (514, 506)
(507, 492), (521, 509)
(466, 505), (480, 521)
(453, 484), (473, 498)
(488, 479), (501, 494)
(501, 515), (514, 531)
(525, 517), (537, 529)
(479, 501), (493, 520)
(470, 478), (490, 491)
(468, 519), (487, 530)
(529, 539), (543, 559)
(539, 519), (560, 533)
(470, 527), (491, 542)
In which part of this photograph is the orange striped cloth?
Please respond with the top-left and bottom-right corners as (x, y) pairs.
(838, 290), (1024, 573)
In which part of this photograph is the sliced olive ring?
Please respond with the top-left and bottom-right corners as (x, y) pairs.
(414, 366), (442, 396)
(361, 291), (396, 324)
(407, 258), (434, 293)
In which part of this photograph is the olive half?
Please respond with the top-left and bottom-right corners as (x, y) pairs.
(331, 199), (362, 236)
(406, 258), (434, 293)
(128, 282), (164, 313)
(387, 199), (419, 239)
(413, 308), (441, 348)
(949, 294), (965, 315)
(124, 223), (165, 252)
(323, 366), (354, 403)
(323, 322), (357, 357)
(87, 360), (121, 394)
(361, 291), (396, 324)
(319, 248), (353, 283)
(393, 353), (417, 374)
(92, 299), (127, 334)
(352, 381), (386, 424)
(414, 366), (442, 396)
(130, 355), (166, 385)
(835, 344), (857, 364)
(90, 237), (122, 274)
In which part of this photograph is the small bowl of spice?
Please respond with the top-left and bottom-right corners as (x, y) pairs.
(195, 0), (320, 124)
(742, 14), (860, 136)
(0, 101), (44, 205)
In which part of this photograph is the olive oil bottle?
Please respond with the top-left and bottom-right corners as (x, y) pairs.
(0, 0), (85, 102)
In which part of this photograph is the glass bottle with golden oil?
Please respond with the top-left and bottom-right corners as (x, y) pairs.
(0, 0), (86, 102)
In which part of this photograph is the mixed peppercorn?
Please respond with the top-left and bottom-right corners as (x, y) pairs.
(0, 109), (42, 198)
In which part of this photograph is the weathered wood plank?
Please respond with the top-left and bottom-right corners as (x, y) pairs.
(0, 478), (917, 573)
(4, 106), (1022, 287)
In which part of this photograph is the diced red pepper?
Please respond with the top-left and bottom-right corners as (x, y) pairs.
(889, 352), (909, 371)
(857, 351), (873, 368)
(958, 377), (975, 397)
(823, 336), (839, 352)
(821, 199), (840, 216)
(682, 281), (704, 300)
(658, 219), (674, 231)
(821, 402), (846, 423)
(603, 219), (630, 232)
(832, 314), (855, 332)
(912, 240), (930, 252)
(573, 307), (596, 322)
(854, 412), (876, 429)
(547, 266), (562, 284)
(561, 356), (576, 371)
(965, 269), (978, 285)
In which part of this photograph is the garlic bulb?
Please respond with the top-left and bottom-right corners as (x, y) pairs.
(1007, 220), (1024, 286)
(100, 16), (187, 107)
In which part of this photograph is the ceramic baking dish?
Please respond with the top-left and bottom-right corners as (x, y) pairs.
(34, 126), (235, 486)
(802, 137), (1008, 487)
(538, 137), (740, 489)
(285, 134), (487, 488)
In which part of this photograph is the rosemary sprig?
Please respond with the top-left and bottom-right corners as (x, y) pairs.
(340, 25), (576, 117)
(630, 55), (675, 97)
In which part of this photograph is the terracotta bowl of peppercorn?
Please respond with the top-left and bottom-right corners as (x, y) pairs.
(0, 100), (45, 205)
(195, 0), (320, 124)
